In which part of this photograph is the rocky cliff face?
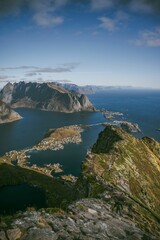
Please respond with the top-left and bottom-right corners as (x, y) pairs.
(0, 100), (22, 124)
(0, 82), (95, 113)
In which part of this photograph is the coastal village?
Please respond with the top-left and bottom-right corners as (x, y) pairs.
(1, 125), (83, 182)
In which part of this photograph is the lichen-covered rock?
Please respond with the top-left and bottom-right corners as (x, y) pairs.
(0, 231), (7, 240)
(6, 228), (22, 240)
(3, 199), (150, 240)
(0, 82), (95, 113)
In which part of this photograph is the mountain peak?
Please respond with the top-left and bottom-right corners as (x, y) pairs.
(0, 81), (95, 113)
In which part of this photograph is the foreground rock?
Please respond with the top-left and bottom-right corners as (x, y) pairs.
(0, 82), (95, 113)
(1, 198), (151, 240)
(0, 100), (22, 124)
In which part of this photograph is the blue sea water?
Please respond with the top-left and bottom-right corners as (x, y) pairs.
(89, 89), (160, 141)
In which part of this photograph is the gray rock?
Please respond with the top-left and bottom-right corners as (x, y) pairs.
(23, 228), (57, 240)
(7, 228), (22, 240)
(0, 231), (7, 240)
(7, 199), (155, 240)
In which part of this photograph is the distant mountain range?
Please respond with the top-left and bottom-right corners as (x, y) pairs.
(0, 82), (95, 113)
(55, 82), (133, 94)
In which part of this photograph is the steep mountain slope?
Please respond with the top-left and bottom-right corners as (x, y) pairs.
(0, 82), (95, 113)
(76, 125), (160, 237)
(0, 100), (22, 124)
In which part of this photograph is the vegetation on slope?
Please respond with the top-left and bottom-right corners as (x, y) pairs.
(76, 126), (160, 237)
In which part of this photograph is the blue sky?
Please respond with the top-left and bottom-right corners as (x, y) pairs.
(0, 0), (160, 88)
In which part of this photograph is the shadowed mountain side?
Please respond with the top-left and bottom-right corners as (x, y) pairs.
(0, 163), (74, 208)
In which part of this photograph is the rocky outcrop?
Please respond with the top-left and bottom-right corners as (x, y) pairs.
(0, 198), (150, 240)
(0, 82), (95, 113)
(0, 100), (22, 124)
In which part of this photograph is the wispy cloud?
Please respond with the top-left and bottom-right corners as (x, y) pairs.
(33, 14), (63, 27)
(31, 0), (68, 27)
(55, 79), (72, 83)
(0, 75), (16, 83)
(129, 0), (160, 14)
(0, 63), (79, 74)
(131, 27), (160, 47)
(90, 0), (160, 13)
(0, 75), (16, 79)
(0, 0), (69, 27)
(0, 76), (9, 80)
(99, 17), (117, 31)
(32, 67), (72, 73)
(129, 0), (153, 14)
(91, 0), (114, 11)
(31, 63), (79, 73)
(25, 72), (37, 77)
(0, 66), (39, 71)
(98, 11), (128, 32)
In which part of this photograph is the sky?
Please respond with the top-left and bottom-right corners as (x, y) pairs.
(0, 0), (160, 88)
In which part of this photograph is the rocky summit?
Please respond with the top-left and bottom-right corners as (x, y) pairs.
(0, 82), (95, 113)
(0, 100), (22, 124)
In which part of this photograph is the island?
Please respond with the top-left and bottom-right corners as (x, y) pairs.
(101, 108), (123, 119)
